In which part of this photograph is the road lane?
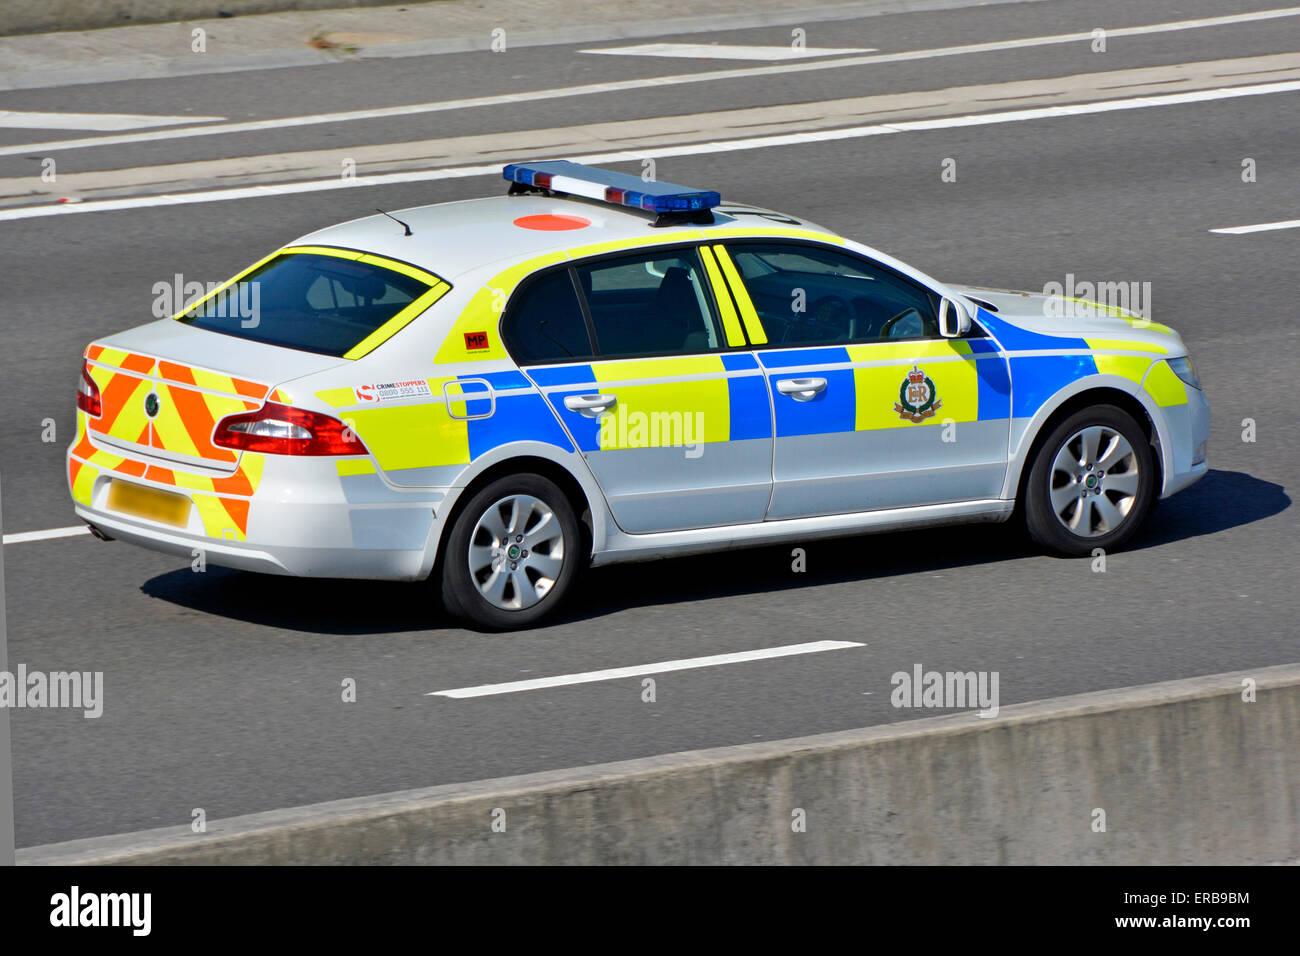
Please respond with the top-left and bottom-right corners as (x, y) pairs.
(0, 0), (1295, 847)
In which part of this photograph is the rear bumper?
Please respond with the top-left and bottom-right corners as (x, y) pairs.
(74, 505), (427, 579)
(68, 430), (449, 580)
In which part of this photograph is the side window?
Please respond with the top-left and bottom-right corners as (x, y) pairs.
(574, 249), (723, 359)
(501, 269), (594, 365)
(725, 243), (940, 347)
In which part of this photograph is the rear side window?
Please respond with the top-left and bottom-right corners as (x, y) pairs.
(574, 249), (723, 359)
(502, 269), (594, 365)
(178, 252), (437, 357)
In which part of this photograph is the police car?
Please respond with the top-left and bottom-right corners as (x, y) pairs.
(68, 161), (1209, 629)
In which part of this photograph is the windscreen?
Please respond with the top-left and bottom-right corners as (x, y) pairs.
(178, 252), (435, 357)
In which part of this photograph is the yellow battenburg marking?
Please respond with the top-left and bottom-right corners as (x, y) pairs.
(698, 246), (746, 347)
(847, 340), (973, 363)
(93, 347), (130, 369)
(240, 452), (266, 491)
(711, 245), (767, 345)
(346, 401), (470, 470)
(72, 462), (97, 505)
(336, 458), (377, 477)
(192, 494), (244, 541)
(1143, 360), (1188, 407)
(86, 446), (126, 470)
(315, 387), (358, 409)
(171, 471), (217, 494)
(590, 355), (724, 383)
(1085, 338), (1167, 354)
(436, 253), (567, 364)
(590, 357), (729, 449)
(92, 368), (153, 443)
(189, 368), (239, 396)
(850, 342), (979, 430)
(1093, 354), (1153, 383)
(150, 383), (203, 459)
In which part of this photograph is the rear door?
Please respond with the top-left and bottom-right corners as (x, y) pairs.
(714, 240), (1012, 519)
(504, 246), (774, 534)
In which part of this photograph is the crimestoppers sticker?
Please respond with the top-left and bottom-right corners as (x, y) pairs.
(355, 379), (433, 403)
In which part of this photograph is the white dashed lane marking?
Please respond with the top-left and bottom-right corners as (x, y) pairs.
(429, 640), (866, 698)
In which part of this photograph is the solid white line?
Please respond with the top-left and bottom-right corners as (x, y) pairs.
(0, 6), (1294, 158)
(0, 110), (224, 131)
(1209, 219), (1300, 234)
(429, 640), (865, 698)
(580, 43), (875, 60)
(1, 526), (90, 545)
(2, 79), (1296, 222)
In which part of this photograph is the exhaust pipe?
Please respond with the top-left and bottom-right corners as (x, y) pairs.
(86, 523), (114, 542)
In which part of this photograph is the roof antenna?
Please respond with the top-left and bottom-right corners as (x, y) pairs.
(376, 208), (413, 237)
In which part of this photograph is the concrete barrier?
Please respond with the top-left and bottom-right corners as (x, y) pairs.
(19, 664), (1300, 864)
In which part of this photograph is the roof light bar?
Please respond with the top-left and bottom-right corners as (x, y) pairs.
(503, 161), (721, 217)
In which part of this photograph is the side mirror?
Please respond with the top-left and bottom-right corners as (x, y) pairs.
(939, 298), (972, 338)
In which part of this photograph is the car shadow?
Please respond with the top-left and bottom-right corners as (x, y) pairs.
(140, 468), (1286, 635)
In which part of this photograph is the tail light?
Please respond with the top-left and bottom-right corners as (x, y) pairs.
(213, 402), (368, 456)
(77, 360), (102, 417)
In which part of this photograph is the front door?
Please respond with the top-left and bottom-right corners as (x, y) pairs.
(713, 240), (1012, 519)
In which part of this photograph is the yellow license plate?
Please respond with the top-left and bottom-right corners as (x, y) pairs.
(107, 480), (192, 528)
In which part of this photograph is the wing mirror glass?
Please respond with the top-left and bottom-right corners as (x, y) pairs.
(939, 297), (972, 338)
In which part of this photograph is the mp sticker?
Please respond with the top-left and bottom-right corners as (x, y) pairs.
(894, 365), (942, 423)
(463, 331), (490, 351)
(356, 379), (433, 403)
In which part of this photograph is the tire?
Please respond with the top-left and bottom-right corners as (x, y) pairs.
(1024, 405), (1157, 556)
(440, 473), (582, 630)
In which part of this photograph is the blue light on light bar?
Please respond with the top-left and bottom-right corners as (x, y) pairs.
(503, 161), (721, 215)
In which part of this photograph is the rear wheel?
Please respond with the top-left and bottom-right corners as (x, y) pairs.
(1024, 405), (1156, 556)
(441, 474), (581, 630)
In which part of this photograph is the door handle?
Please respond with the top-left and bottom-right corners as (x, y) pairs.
(776, 377), (827, 401)
(564, 393), (617, 417)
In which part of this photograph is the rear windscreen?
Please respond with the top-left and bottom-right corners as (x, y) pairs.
(178, 252), (435, 357)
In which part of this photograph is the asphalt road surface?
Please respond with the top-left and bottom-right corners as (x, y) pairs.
(1, 0), (1296, 847)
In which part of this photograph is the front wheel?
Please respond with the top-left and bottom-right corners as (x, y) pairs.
(441, 474), (581, 631)
(1024, 405), (1157, 556)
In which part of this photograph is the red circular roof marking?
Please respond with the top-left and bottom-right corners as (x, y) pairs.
(513, 214), (591, 231)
